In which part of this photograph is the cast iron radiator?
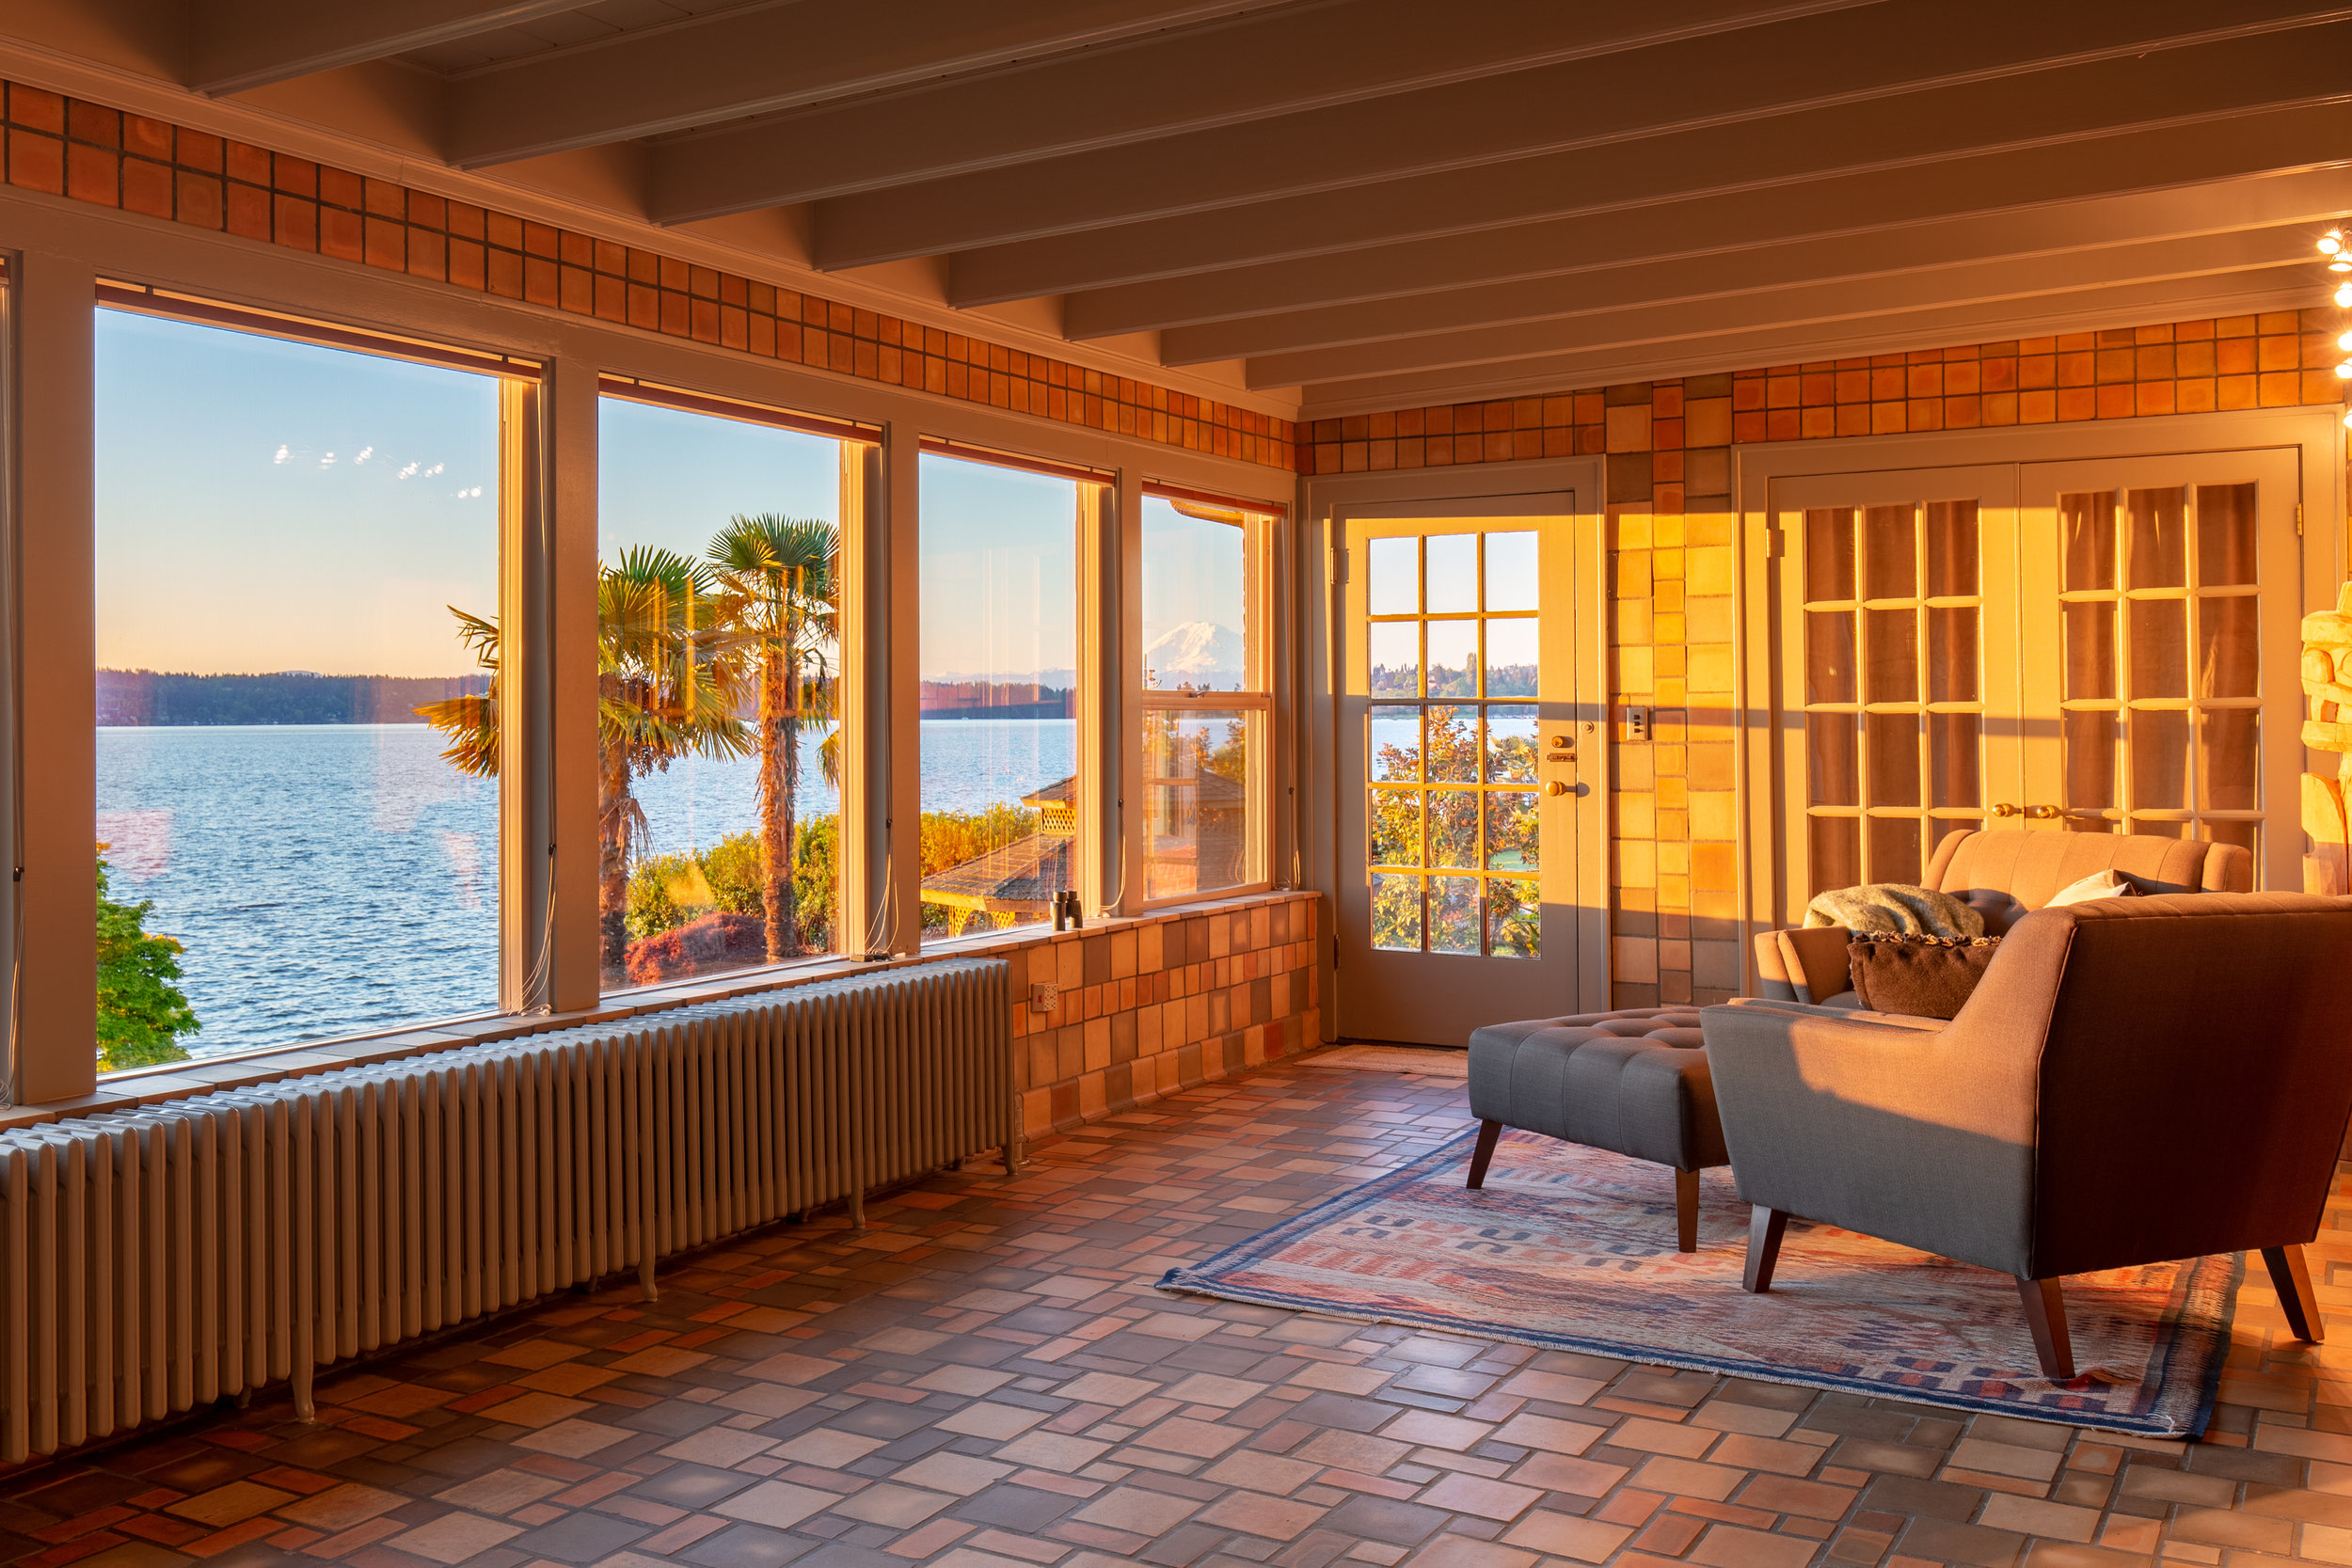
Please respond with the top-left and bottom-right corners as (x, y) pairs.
(0, 958), (1012, 1463)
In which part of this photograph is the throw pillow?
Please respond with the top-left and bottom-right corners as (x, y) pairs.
(2042, 868), (2142, 908)
(1847, 933), (2003, 1020)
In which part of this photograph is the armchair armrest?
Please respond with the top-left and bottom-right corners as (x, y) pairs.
(1750, 925), (1854, 1005)
(1701, 1002), (2038, 1274)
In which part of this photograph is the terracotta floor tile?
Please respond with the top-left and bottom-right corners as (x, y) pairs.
(1, 1061), (2341, 1568)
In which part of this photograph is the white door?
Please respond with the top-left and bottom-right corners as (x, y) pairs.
(1335, 508), (1584, 1044)
(1772, 466), (2020, 897)
(2018, 451), (2302, 885)
(1770, 448), (2303, 918)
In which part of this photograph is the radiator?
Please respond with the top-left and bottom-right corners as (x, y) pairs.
(0, 958), (1011, 1465)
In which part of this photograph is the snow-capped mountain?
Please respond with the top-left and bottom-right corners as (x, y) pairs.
(1144, 621), (1245, 689)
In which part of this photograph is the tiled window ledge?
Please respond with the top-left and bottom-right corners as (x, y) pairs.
(3, 889), (1323, 1135)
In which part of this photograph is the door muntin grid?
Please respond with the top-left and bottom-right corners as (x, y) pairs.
(2057, 483), (2261, 855)
(1800, 500), (1985, 894)
(1365, 529), (1543, 958)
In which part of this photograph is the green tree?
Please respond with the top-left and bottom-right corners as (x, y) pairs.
(707, 515), (839, 960)
(95, 845), (198, 1071)
(421, 547), (754, 974)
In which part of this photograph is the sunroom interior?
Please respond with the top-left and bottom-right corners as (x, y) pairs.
(0, 4), (2350, 1565)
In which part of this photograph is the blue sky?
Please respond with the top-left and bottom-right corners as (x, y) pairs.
(1139, 496), (1245, 649)
(96, 309), (501, 676)
(97, 308), (1097, 683)
(917, 452), (1076, 682)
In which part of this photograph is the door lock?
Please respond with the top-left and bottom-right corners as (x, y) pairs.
(2025, 804), (2063, 820)
(1991, 802), (2021, 817)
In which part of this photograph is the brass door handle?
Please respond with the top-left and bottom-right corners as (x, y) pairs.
(2025, 804), (2063, 820)
(1990, 802), (2021, 817)
(1545, 781), (1570, 797)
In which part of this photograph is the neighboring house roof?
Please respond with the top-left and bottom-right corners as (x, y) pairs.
(920, 832), (1071, 911)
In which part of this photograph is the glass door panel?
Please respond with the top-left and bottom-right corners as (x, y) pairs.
(2020, 453), (2299, 880)
(1772, 467), (2017, 900)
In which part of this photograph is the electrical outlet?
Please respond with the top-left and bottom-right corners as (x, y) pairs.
(1030, 981), (1059, 1014)
(1622, 705), (1651, 742)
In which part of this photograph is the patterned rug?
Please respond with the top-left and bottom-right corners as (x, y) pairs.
(1161, 1128), (2241, 1435)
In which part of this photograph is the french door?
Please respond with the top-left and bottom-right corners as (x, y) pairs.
(1335, 505), (1586, 1044)
(1772, 449), (2302, 909)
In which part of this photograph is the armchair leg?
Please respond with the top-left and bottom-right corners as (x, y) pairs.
(1675, 1169), (1699, 1254)
(2015, 1276), (2075, 1380)
(2262, 1244), (2326, 1343)
(1742, 1206), (1789, 1292)
(1465, 1119), (1502, 1190)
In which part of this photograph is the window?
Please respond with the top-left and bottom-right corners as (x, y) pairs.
(94, 306), (506, 1069)
(1364, 528), (1541, 956)
(917, 450), (1086, 937)
(597, 388), (853, 989)
(2057, 483), (2261, 852)
(1139, 490), (1270, 902)
(1799, 501), (1983, 889)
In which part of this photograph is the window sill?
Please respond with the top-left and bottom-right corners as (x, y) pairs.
(8, 889), (1320, 1134)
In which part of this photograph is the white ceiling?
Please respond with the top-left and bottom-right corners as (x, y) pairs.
(8, 0), (2347, 417)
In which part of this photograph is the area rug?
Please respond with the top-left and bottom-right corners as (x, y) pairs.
(1311, 1044), (1470, 1077)
(1160, 1128), (2241, 1435)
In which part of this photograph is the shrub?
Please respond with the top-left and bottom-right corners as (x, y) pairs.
(624, 911), (767, 986)
(96, 845), (199, 1071)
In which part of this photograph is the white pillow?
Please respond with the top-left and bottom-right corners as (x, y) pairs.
(2042, 868), (2140, 908)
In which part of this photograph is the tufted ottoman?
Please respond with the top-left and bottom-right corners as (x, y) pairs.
(1465, 1006), (1726, 1252)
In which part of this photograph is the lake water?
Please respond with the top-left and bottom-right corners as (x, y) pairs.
(96, 718), (1076, 1060)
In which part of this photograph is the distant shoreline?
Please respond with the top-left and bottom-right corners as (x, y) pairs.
(98, 669), (490, 726)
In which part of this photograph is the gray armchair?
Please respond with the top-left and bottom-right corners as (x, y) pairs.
(1704, 893), (2352, 1378)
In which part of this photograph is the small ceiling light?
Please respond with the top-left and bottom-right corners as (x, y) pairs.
(2341, 330), (2352, 352)
(2334, 258), (2352, 273)
(2338, 281), (2352, 308)
(2338, 360), (2352, 379)
(2322, 229), (2346, 255)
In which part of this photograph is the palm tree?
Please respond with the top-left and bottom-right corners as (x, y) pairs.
(421, 547), (754, 974)
(707, 515), (839, 960)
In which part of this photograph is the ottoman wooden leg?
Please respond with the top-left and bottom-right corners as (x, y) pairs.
(1465, 1119), (1502, 1189)
(1675, 1169), (1699, 1253)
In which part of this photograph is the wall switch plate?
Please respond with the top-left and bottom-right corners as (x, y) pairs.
(1030, 981), (1059, 1014)
(1622, 705), (1651, 742)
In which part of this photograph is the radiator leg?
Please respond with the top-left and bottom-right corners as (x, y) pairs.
(292, 1364), (316, 1423)
(637, 1253), (659, 1303)
(850, 1188), (867, 1231)
(1001, 1136), (1023, 1174)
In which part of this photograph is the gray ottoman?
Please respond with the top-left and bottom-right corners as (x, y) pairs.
(1465, 1006), (1728, 1252)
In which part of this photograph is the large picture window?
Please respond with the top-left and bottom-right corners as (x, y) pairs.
(916, 450), (1086, 937)
(94, 307), (505, 1069)
(596, 389), (850, 989)
(1139, 489), (1270, 902)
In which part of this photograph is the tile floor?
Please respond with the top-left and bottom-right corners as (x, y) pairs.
(0, 1051), (2340, 1568)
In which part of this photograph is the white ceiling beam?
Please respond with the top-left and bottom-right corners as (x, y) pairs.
(444, 0), (1292, 168)
(796, 6), (2348, 265)
(190, 0), (583, 95)
(945, 38), (2347, 311)
(637, 0), (1872, 209)
(1157, 169), (2352, 365)
(1053, 108), (2352, 334)
(1293, 268), (2320, 415)
(1252, 228), (2317, 389)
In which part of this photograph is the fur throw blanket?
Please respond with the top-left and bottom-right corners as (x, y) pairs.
(1804, 882), (1986, 939)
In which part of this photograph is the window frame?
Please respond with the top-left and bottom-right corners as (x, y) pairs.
(912, 438), (1110, 947)
(88, 285), (538, 1072)
(589, 376), (878, 995)
(1130, 483), (1279, 911)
